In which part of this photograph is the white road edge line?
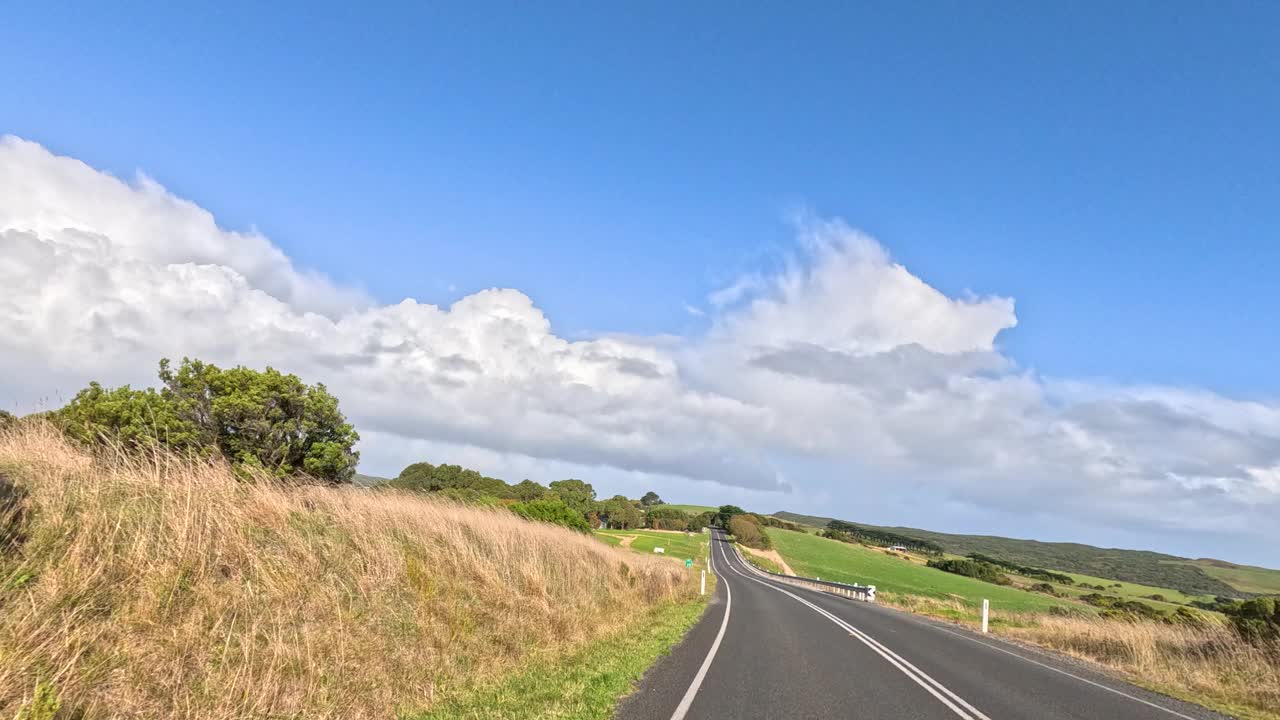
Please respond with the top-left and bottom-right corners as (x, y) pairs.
(732, 544), (1204, 720)
(928, 624), (1203, 720)
(667, 533), (732, 720)
(718, 540), (989, 720)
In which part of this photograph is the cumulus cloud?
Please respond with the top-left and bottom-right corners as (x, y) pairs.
(3, 136), (1279, 550)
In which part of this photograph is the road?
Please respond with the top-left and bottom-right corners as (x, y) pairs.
(615, 530), (1231, 720)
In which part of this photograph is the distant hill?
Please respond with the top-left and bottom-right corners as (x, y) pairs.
(772, 511), (1279, 598)
(663, 504), (718, 515)
(353, 473), (389, 488)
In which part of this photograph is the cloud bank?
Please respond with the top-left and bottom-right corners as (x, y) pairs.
(3, 136), (1278, 552)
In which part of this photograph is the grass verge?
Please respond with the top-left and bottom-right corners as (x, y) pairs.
(415, 589), (711, 720)
(1005, 614), (1280, 720)
(0, 422), (697, 719)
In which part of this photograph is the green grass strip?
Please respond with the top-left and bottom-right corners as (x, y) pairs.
(411, 594), (710, 720)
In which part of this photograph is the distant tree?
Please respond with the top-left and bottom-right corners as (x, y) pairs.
(386, 461), (510, 497)
(549, 479), (596, 517)
(640, 491), (664, 506)
(646, 506), (689, 530)
(512, 479), (549, 502)
(601, 495), (643, 529)
(0, 409), (15, 429)
(688, 511), (717, 532)
(511, 498), (590, 532)
(715, 505), (746, 527)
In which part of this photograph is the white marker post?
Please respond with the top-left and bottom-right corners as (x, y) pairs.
(982, 599), (990, 633)
(700, 570), (706, 596)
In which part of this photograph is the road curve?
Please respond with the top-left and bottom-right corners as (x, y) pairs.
(614, 530), (1232, 720)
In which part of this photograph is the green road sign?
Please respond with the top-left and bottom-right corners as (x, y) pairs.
(685, 558), (693, 568)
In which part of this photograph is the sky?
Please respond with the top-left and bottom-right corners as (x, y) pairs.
(2, 2), (1278, 565)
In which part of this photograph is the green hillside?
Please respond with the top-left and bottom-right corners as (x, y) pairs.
(772, 511), (1276, 599)
(662, 504), (717, 515)
(1189, 558), (1280, 595)
(353, 472), (390, 487)
(594, 529), (710, 568)
(766, 529), (1077, 615)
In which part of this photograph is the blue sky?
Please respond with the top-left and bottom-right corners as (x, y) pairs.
(6, 2), (1278, 394)
(3, 3), (1279, 562)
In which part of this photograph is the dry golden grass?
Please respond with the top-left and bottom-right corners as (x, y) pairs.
(1004, 614), (1280, 719)
(0, 422), (695, 719)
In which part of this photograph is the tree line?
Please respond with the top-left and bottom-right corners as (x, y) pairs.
(1, 357), (722, 537)
(822, 519), (944, 555)
(378, 460), (718, 534)
(966, 552), (1075, 584)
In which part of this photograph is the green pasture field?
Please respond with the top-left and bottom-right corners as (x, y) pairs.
(594, 528), (711, 568)
(767, 528), (1082, 615)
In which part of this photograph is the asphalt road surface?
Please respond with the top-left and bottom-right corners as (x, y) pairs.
(615, 530), (1233, 720)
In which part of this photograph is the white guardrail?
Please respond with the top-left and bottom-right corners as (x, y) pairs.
(732, 545), (877, 602)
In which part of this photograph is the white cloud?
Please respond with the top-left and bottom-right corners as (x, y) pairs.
(3, 136), (1279, 553)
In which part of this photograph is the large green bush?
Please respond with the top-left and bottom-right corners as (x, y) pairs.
(57, 358), (360, 483)
(1225, 596), (1280, 642)
(510, 498), (591, 532)
(728, 515), (771, 550)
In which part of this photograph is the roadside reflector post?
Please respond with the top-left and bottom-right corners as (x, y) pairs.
(982, 599), (990, 633)
(701, 570), (706, 596)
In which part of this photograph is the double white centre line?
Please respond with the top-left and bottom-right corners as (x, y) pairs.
(719, 539), (992, 720)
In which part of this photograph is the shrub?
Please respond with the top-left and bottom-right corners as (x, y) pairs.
(57, 358), (360, 483)
(728, 515), (771, 550)
(1223, 596), (1280, 642)
(1030, 582), (1059, 596)
(510, 498), (591, 532)
(687, 511), (716, 532)
(927, 558), (1012, 585)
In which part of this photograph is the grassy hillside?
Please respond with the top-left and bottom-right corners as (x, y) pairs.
(772, 511), (1273, 598)
(0, 423), (701, 719)
(766, 528), (1076, 616)
(662, 504), (717, 515)
(594, 529), (709, 568)
(352, 472), (390, 487)
(1189, 558), (1280, 595)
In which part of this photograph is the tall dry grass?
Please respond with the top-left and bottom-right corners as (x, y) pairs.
(0, 422), (694, 719)
(1005, 613), (1280, 719)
